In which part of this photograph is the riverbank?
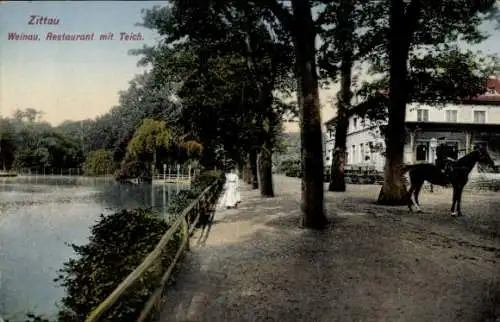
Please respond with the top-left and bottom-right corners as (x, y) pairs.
(0, 177), (179, 321)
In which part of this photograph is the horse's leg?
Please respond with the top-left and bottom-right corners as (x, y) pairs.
(450, 185), (458, 216)
(455, 185), (464, 216)
(413, 182), (423, 212)
(407, 184), (415, 212)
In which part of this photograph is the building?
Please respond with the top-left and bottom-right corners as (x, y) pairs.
(324, 78), (500, 172)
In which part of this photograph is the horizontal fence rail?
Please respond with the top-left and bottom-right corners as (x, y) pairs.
(84, 180), (221, 322)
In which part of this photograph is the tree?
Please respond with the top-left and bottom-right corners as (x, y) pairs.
(352, 0), (499, 205)
(135, 2), (295, 198)
(317, 0), (389, 192)
(251, 0), (328, 228)
(0, 118), (17, 170)
(2, 110), (84, 172)
(125, 118), (175, 174)
(13, 108), (44, 123)
(317, 0), (356, 192)
(83, 149), (117, 176)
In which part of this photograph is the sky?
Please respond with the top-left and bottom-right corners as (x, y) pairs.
(1, 1), (500, 133)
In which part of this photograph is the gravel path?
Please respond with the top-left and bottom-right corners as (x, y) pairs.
(157, 175), (500, 322)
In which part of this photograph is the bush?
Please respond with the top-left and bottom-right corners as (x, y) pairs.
(191, 170), (225, 194)
(82, 149), (117, 176)
(279, 159), (301, 178)
(115, 160), (151, 182)
(167, 170), (225, 224)
(52, 208), (183, 322)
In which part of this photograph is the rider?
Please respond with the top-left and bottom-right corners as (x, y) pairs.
(435, 143), (455, 176)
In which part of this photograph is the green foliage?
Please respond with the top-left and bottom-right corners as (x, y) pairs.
(190, 170), (225, 195)
(115, 160), (151, 181)
(0, 110), (84, 172)
(82, 149), (117, 176)
(133, 2), (295, 169)
(180, 140), (204, 159)
(0, 117), (17, 169)
(117, 119), (203, 178)
(166, 189), (201, 217)
(56, 72), (182, 161)
(126, 118), (174, 162)
(53, 208), (183, 322)
(279, 159), (301, 178)
(166, 170), (225, 226)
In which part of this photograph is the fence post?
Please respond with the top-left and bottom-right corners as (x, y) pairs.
(184, 216), (191, 252)
(176, 164), (181, 190)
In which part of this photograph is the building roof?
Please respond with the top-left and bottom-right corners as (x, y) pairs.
(487, 77), (500, 91)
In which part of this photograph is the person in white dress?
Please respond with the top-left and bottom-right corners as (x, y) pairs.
(218, 168), (241, 209)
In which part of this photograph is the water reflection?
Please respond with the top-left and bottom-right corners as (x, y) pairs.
(0, 176), (186, 321)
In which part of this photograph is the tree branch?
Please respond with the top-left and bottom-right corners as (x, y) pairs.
(404, 0), (422, 41)
(258, 0), (295, 35)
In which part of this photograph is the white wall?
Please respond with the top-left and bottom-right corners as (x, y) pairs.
(345, 126), (385, 170)
(406, 102), (500, 123)
(345, 103), (500, 136)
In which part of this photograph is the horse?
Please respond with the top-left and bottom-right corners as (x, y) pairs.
(402, 147), (496, 216)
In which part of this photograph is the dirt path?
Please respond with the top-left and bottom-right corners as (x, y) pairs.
(158, 176), (500, 322)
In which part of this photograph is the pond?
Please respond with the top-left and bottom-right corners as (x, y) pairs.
(0, 176), (184, 321)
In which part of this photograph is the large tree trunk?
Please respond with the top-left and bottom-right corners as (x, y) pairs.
(328, 146), (346, 191)
(238, 161), (245, 180)
(377, 0), (416, 205)
(291, 0), (328, 229)
(243, 161), (252, 184)
(328, 0), (353, 192)
(328, 66), (351, 192)
(248, 149), (259, 189)
(258, 141), (275, 197)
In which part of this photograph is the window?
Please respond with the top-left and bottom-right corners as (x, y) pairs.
(367, 142), (373, 160)
(360, 143), (364, 161)
(445, 110), (457, 122)
(474, 111), (486, 124)
(353, 117), (358, 129)
(351, 145), (356, 163)
(416, 143), (428, 161)
(417, 109), (429, 122)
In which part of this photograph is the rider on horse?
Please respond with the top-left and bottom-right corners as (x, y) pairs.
(435, 143), (455, 176)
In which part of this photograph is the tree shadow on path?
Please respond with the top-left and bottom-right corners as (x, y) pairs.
(157, 179), (500, 322)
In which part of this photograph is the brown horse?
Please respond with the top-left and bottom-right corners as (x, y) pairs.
(402, 147), (496, 216)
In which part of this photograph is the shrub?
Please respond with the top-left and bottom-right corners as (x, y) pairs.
(279, 159), (301, 178)
(51, 208), (183, 322)
(82, 149), (117, 176)
(167, 170), (225, 224)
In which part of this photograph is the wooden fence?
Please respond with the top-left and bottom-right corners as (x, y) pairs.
(84, 180), (222, 322)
